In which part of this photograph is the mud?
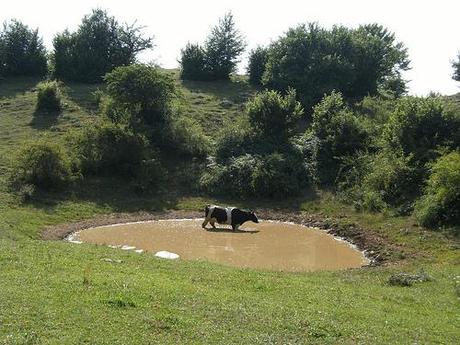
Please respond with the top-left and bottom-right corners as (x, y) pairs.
(73, 219), (368, 272)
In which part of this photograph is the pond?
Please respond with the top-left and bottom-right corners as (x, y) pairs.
(71, 219), (369, 272)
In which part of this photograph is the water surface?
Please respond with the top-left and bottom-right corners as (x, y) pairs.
(75, 219), (368, 271)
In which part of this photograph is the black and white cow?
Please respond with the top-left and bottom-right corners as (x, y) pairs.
(202, 205), (259, 231)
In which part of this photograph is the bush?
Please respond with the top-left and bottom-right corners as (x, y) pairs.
(0, 19), (47, 77)
(262, 23), (409, 111)
(179, 12), (245, 81)
(10, 141), (73, 191)
(247, 46), (268, 86)
(36, 81), (61, 112)
(201, 151), (312, 199)
(351, 150), (417, 212)
(247, 89), (303, 140)
(165, 115), (210, 157)
(52, 9), (152, 82)
(103, 64), (176, 130)
(312, 91), (370, 185)
(415, 151), (460, 228)
(179, 43), (208, 80)
(383, 96), (460, 166)
(200, 154), (257, 198)
(72, 122), (152, 178)
(252, 152), (311, 198)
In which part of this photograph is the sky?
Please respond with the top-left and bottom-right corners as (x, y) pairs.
(2, 0), (459, 95)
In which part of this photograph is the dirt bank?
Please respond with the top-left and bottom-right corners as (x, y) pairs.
(41, 209), (409, 265)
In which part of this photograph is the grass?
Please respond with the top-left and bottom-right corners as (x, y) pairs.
(0, 74), (459, 344)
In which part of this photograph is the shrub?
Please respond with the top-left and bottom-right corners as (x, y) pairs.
(0, 19), (47, 77)
(165, 115), (210, 157)
(312, 91), (370, 185)
(247, 89), (303, 140)
(10, 141), (73, 191)
(36, 81), (61, 112)
(201, 151), (313, 199)
(179, 12), (245, 81)
(103, 64), (176, 130)
(247, 46), (268, 86)
(415, 151), (460, 228)
(51, 9), (152, 82)
(383, 96), (460, 166)
(356, 150), (417, 212)
(200, 154), (257, 198)
(262, 23), (409, 111)
(72, 122), (152, 177)
(252, 152), (311, 198)
(179, 43), (208, 80)
(453, 52), (460, 82)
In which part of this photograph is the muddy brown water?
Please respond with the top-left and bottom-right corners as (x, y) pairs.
(73, 219), (369, 272)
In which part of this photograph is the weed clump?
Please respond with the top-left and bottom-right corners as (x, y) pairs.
(10, 141), (74, 192)
(388, 271), (432, 287)
(36, 80), (62, 112)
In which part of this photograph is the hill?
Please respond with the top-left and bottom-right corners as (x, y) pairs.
(0, 74), (459, 344)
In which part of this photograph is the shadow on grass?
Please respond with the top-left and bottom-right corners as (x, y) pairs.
(30, 109), (61, 129)
(65, 82), (102, 113)
(181, 78), (257, 103)
(0, 77), (41, 99)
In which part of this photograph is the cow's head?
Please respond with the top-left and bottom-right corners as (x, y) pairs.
(249, 210), (259, 223)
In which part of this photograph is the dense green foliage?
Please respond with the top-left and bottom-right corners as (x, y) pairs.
(36, 80), (61, 112)
(453, 52), (460, 82)
(52, 9), (152, 82)
(415, 151), (460, 228)
(202, 90), (313, 198)
(10, 141), (73, 192)
(71, 122), (151, 177)
(312, 91), (370, 185)
(247, 46), (268, 86)
(247, 89), (303, 140)
(103, 64), (175, 130)
(179, 43), (207, 80)
(180, 12), (245, 81)
(0, 19), (47, 77)
(102, 64), (208, 157)
(339, 96), (460, 219)
(262, 23), (409, 111)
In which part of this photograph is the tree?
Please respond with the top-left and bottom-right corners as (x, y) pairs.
(247, 46), (268, 85)
(52, 9), (153, 82)
(247, 89), (303, 141)
(262, 23), (409, 112)
(180, 12), (245, 81)
(103, 64), (175, 130)
(453, 53), (460, 82)
(179, 43), (207, 80)
(311, 91), (370, 184)
(0, 19), (47, 77)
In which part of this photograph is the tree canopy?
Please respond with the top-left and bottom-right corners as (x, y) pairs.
(453, 53), (460, 82)
(0, 19), (47, 77)
(52, 9), (153, 83)
(262, 23), (410, 112)
(180, 12), (245, 81)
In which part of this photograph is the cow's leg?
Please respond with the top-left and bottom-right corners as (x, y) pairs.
(202, 219), (209, 228)
(232, 224), (239, 231)
(210, 219), (217, 229)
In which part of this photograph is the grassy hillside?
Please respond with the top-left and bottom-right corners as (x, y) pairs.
(0, 74), (459, 344)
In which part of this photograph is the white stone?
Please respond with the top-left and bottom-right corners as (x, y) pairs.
(154, 251), (180, 260)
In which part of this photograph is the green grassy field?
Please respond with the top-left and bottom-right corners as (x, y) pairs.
(0, 75), (459, 344)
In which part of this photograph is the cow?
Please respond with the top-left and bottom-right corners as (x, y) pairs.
(202, 205), (259, 231)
